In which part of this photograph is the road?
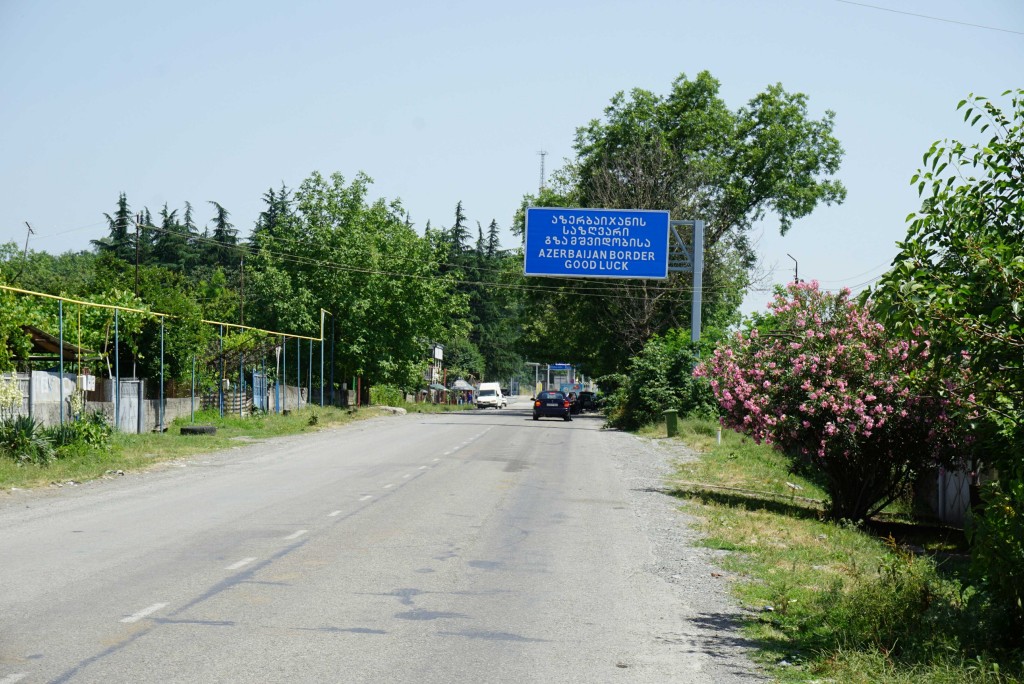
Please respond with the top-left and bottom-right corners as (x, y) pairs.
(0, 398), (758, 683)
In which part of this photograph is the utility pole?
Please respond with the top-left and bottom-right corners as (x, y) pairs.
(787, 253), (798, 284)
(537, 150), (547, 194)
(239, 252), (245, 325)
(12, 222), (34, 282)
(135, 213), (142, 298)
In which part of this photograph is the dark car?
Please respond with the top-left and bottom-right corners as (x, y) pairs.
(533, 390), (571, 421)
(577, 391), (597, 412)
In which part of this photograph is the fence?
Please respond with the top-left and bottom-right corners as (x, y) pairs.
(1, 285), (345, 433)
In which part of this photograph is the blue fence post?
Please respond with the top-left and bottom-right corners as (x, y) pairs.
(160, 316), (165, 432)
(59, 300), (64, 426)
(114, 308), (120, 432)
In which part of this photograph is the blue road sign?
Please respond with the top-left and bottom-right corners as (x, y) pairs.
(524, 207), (670, 279)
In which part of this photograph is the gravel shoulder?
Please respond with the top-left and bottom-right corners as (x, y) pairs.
(606, 430), (765, 682)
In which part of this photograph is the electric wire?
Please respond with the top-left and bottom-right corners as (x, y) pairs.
(832, 0), (1024, 36)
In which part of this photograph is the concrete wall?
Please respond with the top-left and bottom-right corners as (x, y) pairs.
(7, 372), (353, 432)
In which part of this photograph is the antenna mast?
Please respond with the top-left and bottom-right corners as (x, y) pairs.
(537, 150), (547, 193)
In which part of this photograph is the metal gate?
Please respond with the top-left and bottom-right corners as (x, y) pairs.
(252, 371), (267, 412)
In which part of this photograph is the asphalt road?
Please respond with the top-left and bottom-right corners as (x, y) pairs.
(0, 399), (759, 683)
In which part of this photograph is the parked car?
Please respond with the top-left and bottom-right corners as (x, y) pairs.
(533, 390), (571, 421)
(577, 391), (598, 412)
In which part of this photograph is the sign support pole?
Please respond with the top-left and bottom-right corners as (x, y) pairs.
(691, 220), (704, 344)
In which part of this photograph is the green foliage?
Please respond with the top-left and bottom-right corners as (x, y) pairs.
(604, 328), (719, 430)
(514, 71), (844, 377)
(673, 420), (1023, 683)
(871, 90), (1024, 636)
(247, 171), (468, 389)
(0, 415), (55, 465)
(968, 455), (1024, 643)
(369, 384), (403, 407)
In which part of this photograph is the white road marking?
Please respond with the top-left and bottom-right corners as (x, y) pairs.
(402, 474), (411, 478)
(383, 483), (394, 489)
(283, 530), (307, 540)
(328, 510), (342, 517)
(419, 466), (428, 470)
(432, 458), (440, 462)
(226, 557), (256, 571)
(0, 673), (28, 684)
(359, 495), (373, 501)
(120, 602), (168, 623)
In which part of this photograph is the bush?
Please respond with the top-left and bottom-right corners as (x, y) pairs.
(696, 282), (973, 521)
(369, 384), (404, 407)
(605, 329), (718, 430)
(0, 415), (55, 465)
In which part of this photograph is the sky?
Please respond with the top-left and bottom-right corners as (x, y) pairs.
(1, 0), (1021, 314)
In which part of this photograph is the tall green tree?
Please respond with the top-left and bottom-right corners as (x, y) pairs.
(206, 201), (239, 270)
(516, 71), (846, 377)
(872, 90), (1024, 639)
(92, 192), (134, 262)
(246, 171), (468, 389)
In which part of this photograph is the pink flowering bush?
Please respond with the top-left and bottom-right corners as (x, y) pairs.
(695, 281), (971, 522)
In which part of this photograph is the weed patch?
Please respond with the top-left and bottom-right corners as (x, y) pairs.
(670, 419), (1023, 683)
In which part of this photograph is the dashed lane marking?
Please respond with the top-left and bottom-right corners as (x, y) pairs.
(328, 510), (342, 517)
(283, 530), (307, 541)
(120, 603), (168, 624)
(359, 495), (373, 501)
(0, 673), (28, 684)
(226, 557), (256, 571)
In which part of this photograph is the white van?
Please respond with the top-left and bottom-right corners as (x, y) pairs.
(476, 382), (506, 409)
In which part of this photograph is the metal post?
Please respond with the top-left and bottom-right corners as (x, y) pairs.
(297, 338), (302, 409)
(283, 337), (287, 412)
(219, 324), (224, 418)
(691, 220), (704, 344)
(59, 300), (64, 426)
(320, 336), (324, 407)
(330, 317), (335, 406)
(239, 350), (244, 419)
(191, 356), (195, 423)
(159, 316), (165, 432)
(308, 339), (312, 408)
(114, 308), (120, 431)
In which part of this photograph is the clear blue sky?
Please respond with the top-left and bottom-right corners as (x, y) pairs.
(1, 0), (1021, 313)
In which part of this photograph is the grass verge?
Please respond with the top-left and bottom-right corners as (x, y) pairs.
(0, 405), (394, 490)
(662, 416), (1023, 684)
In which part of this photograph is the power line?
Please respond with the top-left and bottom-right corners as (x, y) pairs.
(833, 0), (1024, 36)
(137, 222), (736, 301)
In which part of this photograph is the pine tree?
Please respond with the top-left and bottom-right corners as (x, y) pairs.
(486, 219), (501, 259)
(93, 192), (133, 262)
(448, 200), (470, 259)
(207, 201), (239, 269)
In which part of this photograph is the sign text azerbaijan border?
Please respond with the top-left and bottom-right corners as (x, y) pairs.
(524, 207), (670, 279)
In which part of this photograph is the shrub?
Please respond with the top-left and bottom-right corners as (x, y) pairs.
(0, 415), (56, 465)
(369, 384), (404, 407)
(696, 282), (973, 521)
(605, 329), (718, 430)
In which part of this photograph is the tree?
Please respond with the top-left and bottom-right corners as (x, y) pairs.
(206, 201), (239, 269)
(516, 72), (846, 377)
(697, 281), (971, 522)
(871, 90), (1024, 637)
(245, 171), (468, 390)
(92, 193), (134, 262)
(448, 200), (471, 260)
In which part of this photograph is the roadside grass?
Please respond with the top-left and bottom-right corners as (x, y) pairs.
(0, 406), (391, 490)
(657, 416), (1023, 684)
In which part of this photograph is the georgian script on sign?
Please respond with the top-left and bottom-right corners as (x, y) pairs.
(524, 207), (670, 279)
